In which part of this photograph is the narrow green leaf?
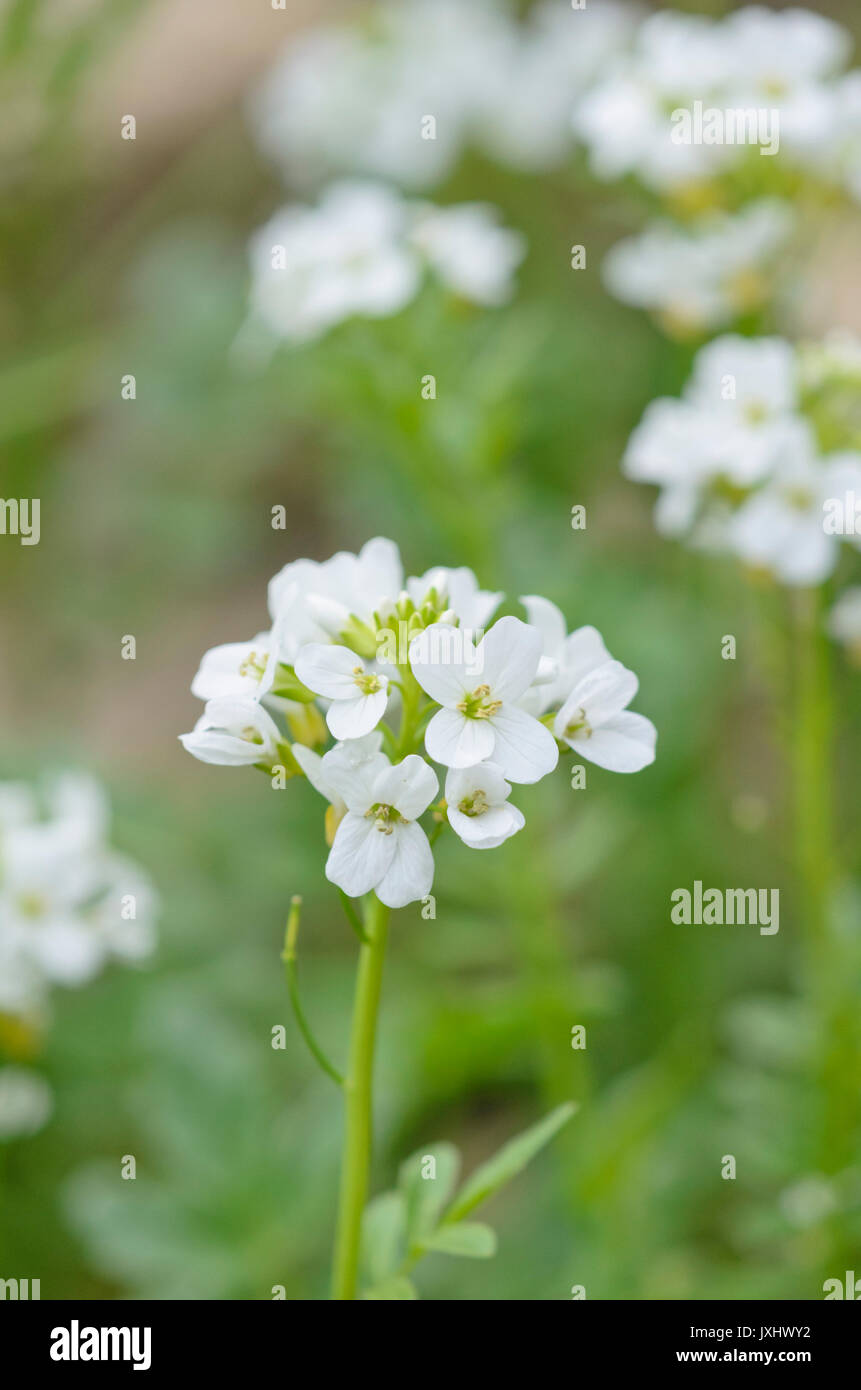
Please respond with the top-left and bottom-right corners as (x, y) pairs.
(444, 1102), (577, 1224)
(363, 1275), (418, 1301)
(398, 1142), (461, 1249)
(423, 1222), (497, 1259)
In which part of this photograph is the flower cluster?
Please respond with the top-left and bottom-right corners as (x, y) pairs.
(247, 181), (526, 345)
(574, 8), (861, 339)
(250, 0), (635, 189)
(623, 333), (861, 587)
(181, 539), (656, 908)
(0, 774), (157, 1140)
(602, 200), (794, 338)
(576, 7), (854, 195)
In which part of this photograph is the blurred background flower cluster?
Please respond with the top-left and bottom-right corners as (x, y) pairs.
(1, 0), (860, 1299)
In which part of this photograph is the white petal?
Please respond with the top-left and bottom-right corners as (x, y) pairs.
(179, 730), (266, 766)
(424, 707), (495, 768)
(325, 813), (397, 898)
(556, 660), (638, 734)
(375, 822), (435, 909)
(408, 623), (473, 705)
(358, 536), (404, 600)
(488, 705), (559, 784)
(444, 761), (511, 807)
(372, 755), (438, 820)
(294, 644), (365, 699)
(326, 687), (388, 740)
(448, 802), (524, 849)
(320, 752), (386, 815)
(568, 711), (657, 772)
(474, 616), (542, 701)
(560, 625), (612, 687)
(520, 595), (567, 654)
(292, 743), (339, 804)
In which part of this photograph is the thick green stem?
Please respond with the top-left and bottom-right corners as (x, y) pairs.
(331, 893), (391, 1300)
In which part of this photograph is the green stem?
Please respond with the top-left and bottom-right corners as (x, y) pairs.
(331, 893), (391, 1300)
(282, 897), (344, 1089)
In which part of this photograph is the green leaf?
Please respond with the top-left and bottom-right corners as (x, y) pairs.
(360, 1191), (407, 1286)
(363, 1275), (418, 1301)
(398, 1142), (461, 1249)
(444, 1102), (577, 1224)
(423, 1222), (497, 1259)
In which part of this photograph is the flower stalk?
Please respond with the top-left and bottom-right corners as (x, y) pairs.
(331, 893), (391, 1301)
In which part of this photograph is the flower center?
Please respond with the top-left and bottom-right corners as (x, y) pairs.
(565, 707), (591, 739)
(456, 684), (502, 720)
(743, 399), (768, 425)
(457, 790), (489, 818)
(239, 651), (268, 682)
(17, 892), (47, 919)
(365, 803), (407, 835)
(353, 666), (383, 696)
(240, 726), (264, 744)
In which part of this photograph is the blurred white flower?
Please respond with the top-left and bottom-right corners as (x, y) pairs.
(603, 201), (794, 335)
(250, 0), (636, 189)
(575, 10), (735, 191)
(409, 203), (525, 306)
(0, 774), (157, 1010)
(250, 1), (508, 190)
(0, 1067), (53, 1140)
(247, 181), (525, 345)
(248, 182), (421, 344)
(575, 6), (854, 193)
(720, 6), (850, 160)
(828, 587), (861, 653)
(624, 332), (861, 586)
(726, 431), (853, 585)
(445, 763), (524, 849)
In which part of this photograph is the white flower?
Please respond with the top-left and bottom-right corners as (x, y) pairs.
(323, 753), (438, 908)
(473, 0), (636, 172)
(828, 587), (861, 651)
(624, 335), (805, 543)
(249, 1), (508, 190)
(269, 536), (404, 645)
(406, 565), (502, 632)
(728, 443), (861, 585)
(190, 629), (282, 702)
(445, 763), (524, 849)
(555, 661), (657, 774)
(0, 1068), (53, 1140)
(574, 11), (734, 192)
(294, 645), (389, 739)
(248, 182), (420, 344)
(519, 596), (611, 715)
(603, 202), (794, 335)
(247, 182), (526, 346)
(0, 774), (158, 1002)
(409, 616), (559, 783)
(720, 6), (850, 158)
(179, 696), (283, 767)
(409, 203), (526, 306)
